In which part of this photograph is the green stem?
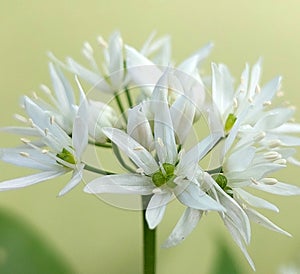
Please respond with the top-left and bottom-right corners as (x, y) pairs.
(88, 140), (112, 148)
(142, 195), (156, 274)
(115, 92), (127, 123)
(125, 86), (134, 108)
(112, 143), (136, 173)
(83, 163), (115, 175)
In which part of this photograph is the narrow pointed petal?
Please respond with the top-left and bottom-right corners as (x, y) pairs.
(224, 146), (256, 172)
(103, 128), (158, 175)
(151, 71), (177, 164)
(245, 207), (291, 237)
(251, 181), (300, 195)
(170, 94), (195, 144)
(125, 45), (162, 87)
(0, 147), (65, 171)
(235, 188), (279, 212)
(211, 63), (234, 117)
(72, 78), (89, 158)
(177, 133), (222, 177)
(0, 170), (66, 191)
(162, 208), (202, 248)
(127, 103), (154, 151)
(146, 192), (173, 229)
(84, 174), (154, 195)
(58, 164), (84, 196)
(176, 181), (225, 211)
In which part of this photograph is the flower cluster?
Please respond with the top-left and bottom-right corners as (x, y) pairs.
(1, 31), (300, 270)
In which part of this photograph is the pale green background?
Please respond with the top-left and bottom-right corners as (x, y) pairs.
(1, 1), (300, 273)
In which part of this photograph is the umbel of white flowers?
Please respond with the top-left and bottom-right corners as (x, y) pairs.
(1, 31), (300, 270)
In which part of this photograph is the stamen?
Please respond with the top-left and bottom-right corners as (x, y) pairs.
(233, 97), (238, 108)
(263, 151), (281, 160)
(254, 131), (266, 142)
(277, 91), (284, 97)
(20, 137), (31, 144)
(274, 159), (287, 165)
(19, 152), (29, 157)
(157, 138), (164, 148)
(250, 177), (259, 185)
(42, 149), (49, 154)
(255, 85), (261, 94)
(261, 178), (278, 185)
(40, 84), (52, 95)
(133, 146), (144, 151)
(32, 91), (38, 99)
(14, 114), (28, 123)
(44, 128), (49, 136)
(97, 36), (108, 48)
(50, 116), (55, 125)
(263, 101), (272, 106)
(248, 97), (254, 103)
(268, 139), (283, 148)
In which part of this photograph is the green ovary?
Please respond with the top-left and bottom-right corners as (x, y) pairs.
(151, 163), (175, 187)
(56, 148), (76, 165)
(212, 173), (233, 197)
(224, 113), (237, 133)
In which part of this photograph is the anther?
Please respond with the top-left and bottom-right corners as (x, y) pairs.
(20, 137), (31, 144)
(19, 152), (29, 157)
(261, 178), (278, 185)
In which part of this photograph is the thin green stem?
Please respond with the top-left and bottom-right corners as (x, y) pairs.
(125, 86), (134, 108)
(88, 140), (112, 148)
(142, 195), (156, 274)
(112, 143), (136, 173)
(83, 163), (115, 175)
(115, 92), (127, 123)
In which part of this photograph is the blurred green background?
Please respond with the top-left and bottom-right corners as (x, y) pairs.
(1, 1), (300, 273)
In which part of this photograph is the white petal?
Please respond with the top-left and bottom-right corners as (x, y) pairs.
(72, 78), (89, 158)
(224, 146), (256, 172)
(170, 94), (195, 144)
(235, 188), (279, 212)
(103, 128), (158, 175)
(0, 127), (39, 136)
(67, 58), (112, 93)
(254, 76), (281, 106)
(49, 63), (74, 111)
(107, 32), (125, 88)
(206, 173), (251, 244)
(58, 164), (84, 196)
(254, 108), (294, 131)
(245, 207), (291, 237)
(178, 43), (213, 75)
(211, 63), (234, 117)
(127, 103), (154, 151)
(0, 147), (65, 171)
(0, 170), (66, 190)
(146, 192), (173, 229)
(84, 174), (154, 195)
(177, 133), (222, 177)
(151, 71), (177, 164)
(162, 208), (202, 248)
(251, 181), (300, 196)
(125, 45), (162, 87)
(176, 181), (225, 211)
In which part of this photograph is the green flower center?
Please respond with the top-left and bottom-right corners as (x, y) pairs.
(56, 148), (76, 165)
(212, 173), (233, 197)
(224, 113), (237, 133)
(151, 163), (175, 187)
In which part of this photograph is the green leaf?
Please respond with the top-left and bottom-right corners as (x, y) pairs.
(210, 239), (243, 274)
(0, 208), (73, 274)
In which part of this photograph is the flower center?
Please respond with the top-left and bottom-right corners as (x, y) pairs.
(224, 113), (237, 133)
(151, 163), (175, 187)
(56, 148), (76, 165)
(212, 173), (233, 197)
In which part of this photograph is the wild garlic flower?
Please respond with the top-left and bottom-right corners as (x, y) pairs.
(0, 80), (88, 196)
(84, 72), (225, 229)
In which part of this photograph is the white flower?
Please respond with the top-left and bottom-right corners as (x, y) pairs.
(84, 72), (224, 229)
(1, 63), (77, 137)
(0, 79), (88, 196)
